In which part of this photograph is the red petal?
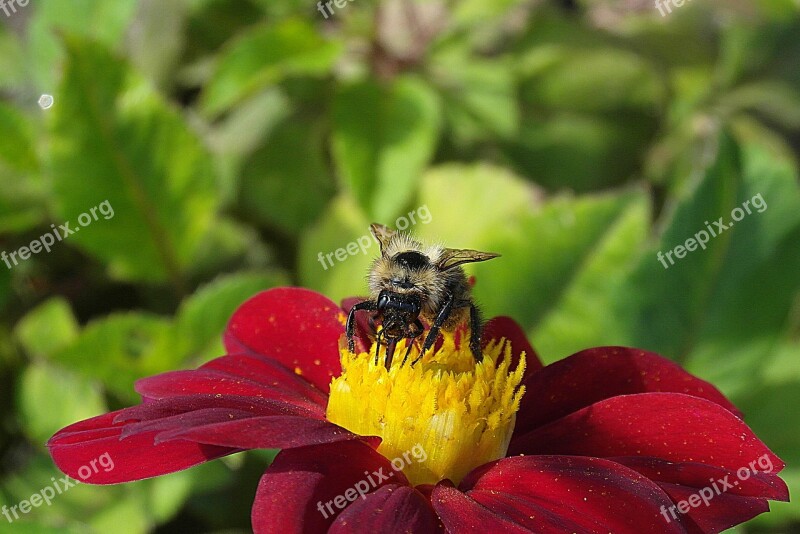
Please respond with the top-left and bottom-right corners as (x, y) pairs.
(612, 456), (788, 532)
(224, 288), (345, 393)
(328, 485), (441, 534)
(514, 346), (741, 436)
(201, 353), (328, 405)
(134, 353), (328, 414)
(658, 483), (771, 533)
(48, 410), (236, 484)
(431, 482), (532, 534)
(612, 456), (788, 501)
(155, 416), (375, 450)
(434, 455), (686, 533)
(112, 394), (312, 423)
(509, 393), (785, 475)
(251, 440), (407, 534)
(482, 316), (542, 377)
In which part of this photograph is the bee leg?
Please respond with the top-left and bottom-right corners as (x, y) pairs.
(469, 303), (484, 363)
(346, 300), (378, 353)
(374, 329), (383, 366)
(412, 293), (454, 366)
(384, 338), (398, 370)
(401, 319), (424, 367)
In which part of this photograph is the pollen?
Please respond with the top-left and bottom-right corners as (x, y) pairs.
(326, 333), (526, 486)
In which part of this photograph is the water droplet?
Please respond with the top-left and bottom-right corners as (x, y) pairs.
(38, 94), (54, 110)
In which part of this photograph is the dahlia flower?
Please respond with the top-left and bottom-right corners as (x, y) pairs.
(48, 288), (788, 533)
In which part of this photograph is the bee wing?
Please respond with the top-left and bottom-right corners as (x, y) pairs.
(370, 223), (396, 253)
(437, 248), (500, 270)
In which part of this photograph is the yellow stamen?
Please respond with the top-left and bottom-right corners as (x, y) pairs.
(326, 333), (526, 486)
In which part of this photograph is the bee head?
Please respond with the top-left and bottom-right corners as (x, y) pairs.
(367, 223), (499, 307)
(372, 249), (438, 294)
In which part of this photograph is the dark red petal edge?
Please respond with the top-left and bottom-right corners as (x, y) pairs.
(251, 440), (409, 534)
(48, 394), (372, 483)
(224, 287), (345, 393)
(135, 353), (328, 413)
(434, 455), (687, 534)
(611, 456), (788, 532)
(515, 346), (742, 436)
(328, 485), (442, 534)
(47, 409), (237, 484)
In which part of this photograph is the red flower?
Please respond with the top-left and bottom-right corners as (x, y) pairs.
(48, 288), (788, 533)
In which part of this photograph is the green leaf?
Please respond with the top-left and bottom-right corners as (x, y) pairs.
(176, 270), (289, 362)
(529, 196), (650, 361)
(14, 297), (79, 358)
(0, 167), (47, 234)
(430, 48), (518, 143)
(201, 19), (342, 116)
(414, 163), (535, 246)
(188, 218), (268, 279)
(0, 102), (38, 172)
(615, 132), (800, 396)
(0, 25), (27, 93)
(88, 492), (149, 534)
(48, 36), (219, 285)
(0, 261), (10, 310)
(332, 76), (441, 221)
(18, 362), (106, 446)
(519, 47), (663, 114)
(618, 133), (745, 359)
(718, 80), (800, 129)
(503, 113), (658, 192)
(298, 195), (374, 302)
(126, 0), (186, 89)
(732, 376), (800, 526)
(0, 103), (46, 234)
(182, 0), (266, 65)
(144, 471), (195, 523)
(26, 0), (138, 91)
(0, 453), (144, 529)
(469, 192), (647, 361)
(50, 313), (176, 403)
(239, 112), (334, 235)
(0, 523), (83, 534)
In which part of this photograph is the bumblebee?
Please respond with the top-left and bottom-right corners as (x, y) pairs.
(346, 223), (500, 369)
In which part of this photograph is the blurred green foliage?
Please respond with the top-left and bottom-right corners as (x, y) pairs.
(1, 0), (799, 531)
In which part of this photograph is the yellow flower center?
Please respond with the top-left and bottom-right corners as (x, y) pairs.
(326, 333), (526, 486)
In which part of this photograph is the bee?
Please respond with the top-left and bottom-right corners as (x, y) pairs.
(346, 223), (500, 370)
